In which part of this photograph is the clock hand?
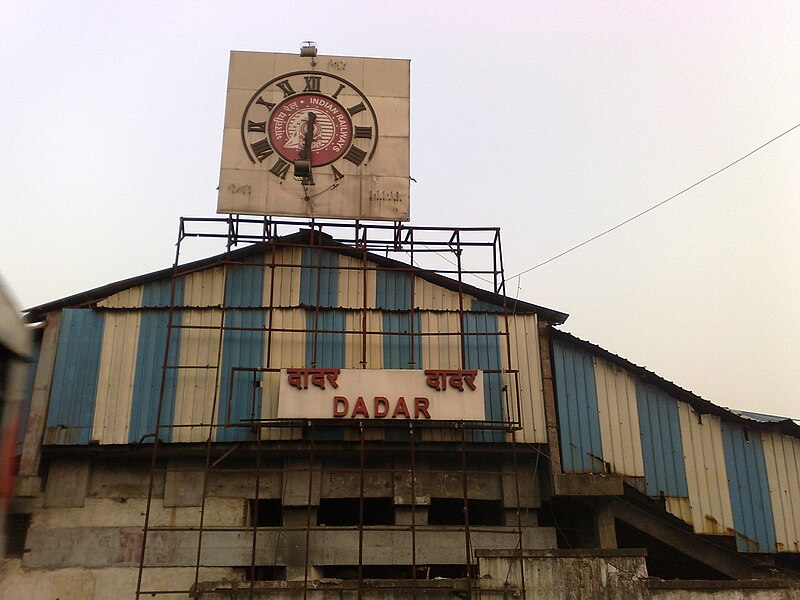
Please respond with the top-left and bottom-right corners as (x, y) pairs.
(294, 112), (316, 187)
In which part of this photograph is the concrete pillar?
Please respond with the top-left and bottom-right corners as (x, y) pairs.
(17, 312), (61, 496)
(595, 500), (618, 549)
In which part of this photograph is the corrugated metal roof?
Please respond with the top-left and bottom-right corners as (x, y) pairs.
(24, 230), (569, 325)
(549, 327), (800, 440)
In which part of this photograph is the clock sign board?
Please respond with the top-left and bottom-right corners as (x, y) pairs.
(217, 51), (410, 221)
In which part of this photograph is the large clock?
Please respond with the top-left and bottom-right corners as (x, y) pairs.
(217, 51), (410, 221)
(241, 70), (378, 197)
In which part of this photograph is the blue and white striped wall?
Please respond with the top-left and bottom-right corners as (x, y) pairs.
(552, 338), (800, 554)
(41, 247), (549, 449)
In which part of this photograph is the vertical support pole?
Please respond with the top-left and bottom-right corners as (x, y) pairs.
(409, 422), (417, 599)
(303, 424), (315, 600)
(510, 431), (527, 600)
(360, 234), (368, 368)
(358, 420), (366, 598)
(136, 222), (184, 599)
(537, 323), (563, 484)
(460, 425), (473, 598)
(248, 398), (263, 599)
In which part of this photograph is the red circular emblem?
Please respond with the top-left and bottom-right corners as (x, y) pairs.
(268, 93), (353, 167)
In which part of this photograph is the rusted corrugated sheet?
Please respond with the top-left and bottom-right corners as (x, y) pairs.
(92, 311), (140, 444)
(762, 431), (800, 552)
(677, 406), (734, 536)
(594, 356), (643, 477)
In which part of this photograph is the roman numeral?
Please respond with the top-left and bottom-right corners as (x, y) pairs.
(354, 126), (372, 139)
(269, 158), (290, 179)
(348, 102), (366, 116)
(331, 165), (345, 181)
(331, 84), (345, 99)
(247, 120), (266, 133)
(250, 138), (274, 162)
(303, 76), (321, 92)
(344, 146), (367, 166)
(256, 96), (275, 111)
(276, 80), (295, 97)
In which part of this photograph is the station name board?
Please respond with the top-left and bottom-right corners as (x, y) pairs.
(277, 368), (485, 420)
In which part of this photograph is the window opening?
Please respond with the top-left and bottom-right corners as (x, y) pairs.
(316, 497), (394, 526)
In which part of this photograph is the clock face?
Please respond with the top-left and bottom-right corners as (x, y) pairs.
(240, 71), (378, 184)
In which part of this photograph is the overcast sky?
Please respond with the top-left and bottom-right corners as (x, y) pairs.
(1, 1), (798, 418)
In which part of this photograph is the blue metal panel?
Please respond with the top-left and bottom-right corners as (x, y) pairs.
(305, 310), (346, 369)
(300, 248), (339, 308)
(470, 299), (503, 313)
(376, 271), (412, 311)
(383, 313), (423, 442)
(463, 312), (503, 443)
(722, 421), (777, 552)
(635, 381), (689, 497)
(141, 277), (180, 307)
(218, 258), (265, 442)
(551, 340), (604, 472)
(306, 309), (346, 440)
(129, 279), (184, 443)
(46, 309), (105, 444)
(382, 313), (422, 369)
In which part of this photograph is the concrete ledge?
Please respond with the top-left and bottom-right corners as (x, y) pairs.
(648, 579), (800, 590)
(553, 473), (625, 496)
(475, 548), (647, 559)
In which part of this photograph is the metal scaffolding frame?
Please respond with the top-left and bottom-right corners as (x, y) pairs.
(134, 216), (538, 599)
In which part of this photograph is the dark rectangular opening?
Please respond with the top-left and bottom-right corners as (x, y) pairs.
(321, 564), (476, 580)
(316, 497), (394, 526)
(238, 565), (286, 581)
(428, 498), (502, 526)
(6, 513), (30, 557)
(249, 499), (283, 526)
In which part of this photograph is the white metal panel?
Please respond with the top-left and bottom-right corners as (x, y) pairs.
(97, 285), (143, 309)
(419, 311), (462, 442)
(172, 309), (223, 442)
(262, 308), (306, 440)
(183, 267), (225, 307)
(666, 496), (693, 527)
(504, 314), (547, 444)
(419, 312), (462, 370)
(413, 278), (468, 311)
(677, 406), (734, 536)
(762, 431), (800, 552)
(338, 255), (376, 310)
(263, 247), (301, 308)
(345, 310), (383, 369)
(92, 311), (140, 443)
(594, 357), (645, 477)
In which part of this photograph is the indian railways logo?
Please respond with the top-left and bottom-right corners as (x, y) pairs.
(268, 93), (352, 167)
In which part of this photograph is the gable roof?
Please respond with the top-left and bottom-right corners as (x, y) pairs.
(25, 229), (569, 325)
